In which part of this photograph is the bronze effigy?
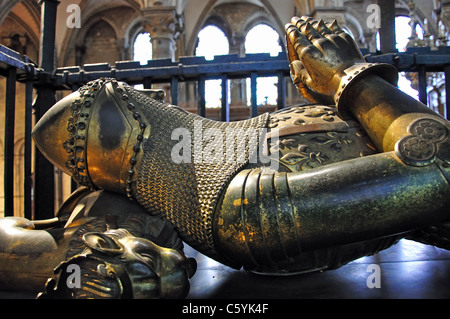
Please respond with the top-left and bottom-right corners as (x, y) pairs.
(0, 16), (449, 298)
(0, 188), (196, 298)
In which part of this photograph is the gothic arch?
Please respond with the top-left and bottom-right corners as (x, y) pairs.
(242, 17), (283, 47)
(259, 0), (286, 36)
(73, 13), (121, 47)
(0, 0), (40, 27)
(13, 137), (25, 217)
(195, 15), (233, 52)
(61, 5), (138, 66)
(0, 0), (40, 63)
(126, 16), (151, 61)
(82, 19), (121, 65)
(343, 9), (367, 47)
(186, 0), (218, 55)
(0, 0), (20, 26)
(187, 1), (282, 55)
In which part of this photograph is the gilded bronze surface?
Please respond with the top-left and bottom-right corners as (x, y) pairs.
(1, 16), (449, 298)
(0, 188), (195, 298)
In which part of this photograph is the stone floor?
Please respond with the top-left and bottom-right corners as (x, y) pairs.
(0, 239), (449, 299)
(185, 239), (450, 299)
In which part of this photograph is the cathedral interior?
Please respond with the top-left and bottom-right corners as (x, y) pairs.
(0, 0), (450, 299)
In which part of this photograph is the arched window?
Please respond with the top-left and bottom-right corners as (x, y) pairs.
(196, 25), (229, 60)
(245, 24), (282, 56)
(245, 24), (282, 106)
(133, 32), (152, 65)
(195, 25), (230, 108)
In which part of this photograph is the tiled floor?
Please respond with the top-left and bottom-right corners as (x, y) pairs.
(0, 239), (449, 299)
(185, 239), (450, 299)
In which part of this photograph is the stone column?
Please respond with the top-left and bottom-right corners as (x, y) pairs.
(141, 6), (183, 103)
(141, 6), (182, 60)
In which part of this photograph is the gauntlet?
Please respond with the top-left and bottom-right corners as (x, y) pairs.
(285, 16), (398, 110)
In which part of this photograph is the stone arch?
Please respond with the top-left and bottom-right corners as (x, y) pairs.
(193, 2), (282, 54)
(13, 138), (25, 217)
(186, 0), (219, 55)
(124, 16), (150, 60)
(242, 18), (284, 52)
(0, 0), (40, 63)
(243, 13), (276, 33)
(82, 19), (120, 65)
(61, 5), (138, 66)
(0, 0), (40, 28)
(258, 0), (287, 37)
(343, 9), (367, 47)
(77, 13), (120, 48)
(0, 0), (21, 26)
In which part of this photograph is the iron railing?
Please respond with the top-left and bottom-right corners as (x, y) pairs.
(55, 51), (291, 120)
(0, 45), (36, 219)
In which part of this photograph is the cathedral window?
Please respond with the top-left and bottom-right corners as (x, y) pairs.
(133, 32), (153, 65)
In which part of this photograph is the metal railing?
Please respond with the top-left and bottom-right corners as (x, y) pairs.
(364, 46), (450, 111)
(55, 51), (291, 120)
(0, 45), (36, 219)
(2, 44), (450, 219)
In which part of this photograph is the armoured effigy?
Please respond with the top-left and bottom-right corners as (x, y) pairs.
(1, 17), (449, 298)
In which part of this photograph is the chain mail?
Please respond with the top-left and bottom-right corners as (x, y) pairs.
(124, 85), (270, 261)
